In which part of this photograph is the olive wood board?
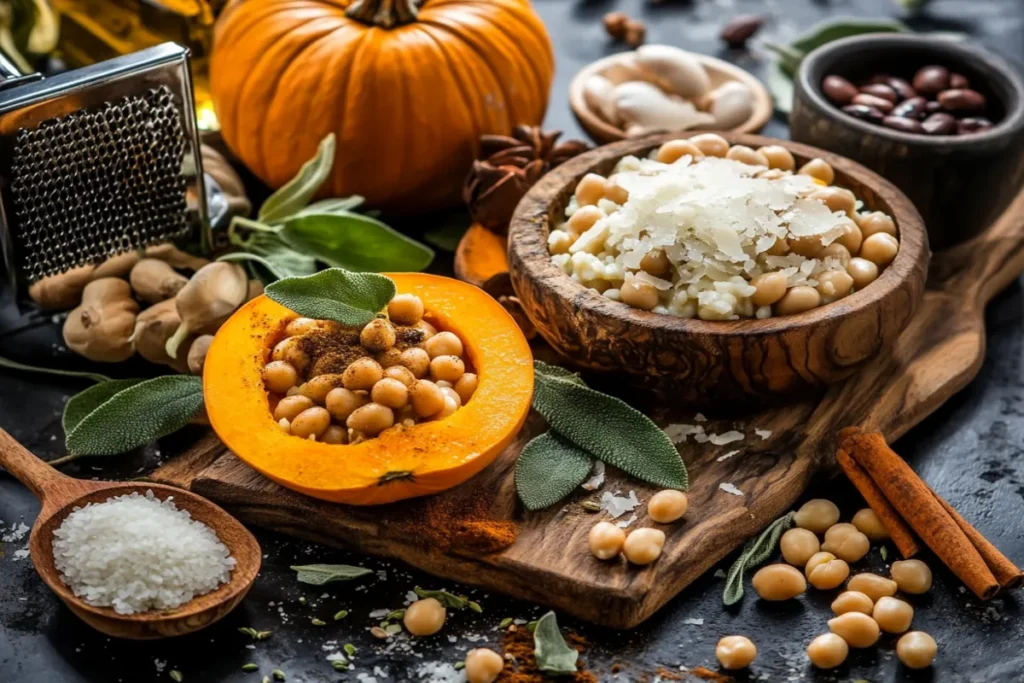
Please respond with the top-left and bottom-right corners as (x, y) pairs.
(152, 186), (1024, 629)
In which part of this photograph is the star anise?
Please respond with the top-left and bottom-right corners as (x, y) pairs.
(463, 125), (591, 234)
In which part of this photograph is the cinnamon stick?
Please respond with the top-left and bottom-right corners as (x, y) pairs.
(932, 493), (1024, 590)
(839, 427), (1000, 600)
(836, 447), (921, 559)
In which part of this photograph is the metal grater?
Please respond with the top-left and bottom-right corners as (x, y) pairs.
(0, 43), (207, 298)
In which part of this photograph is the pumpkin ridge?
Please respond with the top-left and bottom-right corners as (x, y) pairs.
(413, 24), (487, 148)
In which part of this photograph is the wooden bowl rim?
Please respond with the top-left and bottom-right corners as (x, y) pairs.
(568, 52), (773, 143)
(508, 132), (928, 337)
(797, 33), (1024, 147)
(30, 482), (261, 626)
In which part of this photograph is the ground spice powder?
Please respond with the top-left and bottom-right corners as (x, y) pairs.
(497, 628), (598, 683)
(388, 484), (517, 555)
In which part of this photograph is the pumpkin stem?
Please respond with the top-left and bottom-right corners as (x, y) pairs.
(346, 0), (418, 28)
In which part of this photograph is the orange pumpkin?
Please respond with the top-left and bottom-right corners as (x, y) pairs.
(203, 273), (534, 505)
(210, 0), (554, 213)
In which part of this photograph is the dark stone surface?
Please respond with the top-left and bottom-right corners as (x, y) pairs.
(3, 1), (1024, 681)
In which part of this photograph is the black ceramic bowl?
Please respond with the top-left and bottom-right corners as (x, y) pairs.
(791, 34), (1024, 250)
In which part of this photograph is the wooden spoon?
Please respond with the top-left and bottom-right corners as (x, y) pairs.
(0, 429), (261, 639)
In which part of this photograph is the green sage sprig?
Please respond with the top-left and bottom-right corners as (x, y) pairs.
(413, 587), (481, 612)
(723, 512), (795, 605)
(532, 612), (578, 675)
(265, 268), (395, 327)
(291, 564), (373, 586)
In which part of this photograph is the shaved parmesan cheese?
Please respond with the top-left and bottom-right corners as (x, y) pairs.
(719, 483), (744, 496)
(709, 430), (744, 445)
(754, 428), (772, 440)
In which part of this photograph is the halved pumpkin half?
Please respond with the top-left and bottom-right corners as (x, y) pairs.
(204, 273), (534, 505)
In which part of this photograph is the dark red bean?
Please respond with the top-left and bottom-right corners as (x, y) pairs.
(842, 104), (885, 123)
(887, 77), (917, 101)
(925, 100), (943, 114)
(922, 112), (957, 135)
(852, 93), (895, 113)
(822, 75), (859, 105)
(892, 96), (927, 119)
(869, 73), (893, 85)
(958, 117), (994, 134)
(937, 88), (986, 113)
(913, 65), (950, 96)
(950, 72), (970, 89)
(882, 116), (925, 134)
(860, 84), (897, 103)
(719, 14), (764, 47)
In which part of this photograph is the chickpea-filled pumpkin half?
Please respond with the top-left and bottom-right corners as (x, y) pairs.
(203, 272), (533, 505)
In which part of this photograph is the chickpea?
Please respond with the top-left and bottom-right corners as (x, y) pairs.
(325, 387), (369, 421)
(589, 521), (626, 560)
(689, 133), (730, 158)
(320, 424), (348, 445)
(750, 271), (788, 306)
(619, 278), (659, 311)
(805, 552), (850, 590)
(404, 597), (447, 636)
(726, 145), (769, 167)
(655, 139), (705, 164)
(274, 395), (314, 422)
(433, 394), (460, 420)
(425, 331), (463, 359)
(285, 317), (324, 337)
(847, 257), (879, 289)
(575, 173), (607, 206)
(271, 336), (310, 373)
(278, 417), (291, 433)
(852, 508), (889, 542)
(752, 564), (807, 601)
(809, 187), (857, 216)
(371, 378), (409, 409)
(410, 380), (446, 418)
(788, 235), (824, 258)
(388, 293), (424, 326)
(828, 611), (880, 648)
(416, 319), (438, 340)
(816, 269), (854, 301)
(757, 168), (788, 181)
(290, 406), (331, 439)
(376, 348), (404, 368)
(454, 373), (478, 404)
(834, 217), (863, 255)
(795, 499), (840, 533)
(780, 528), (821, 567)
(831, 590), (874, 616)
(820, 242), (852, 265)
(568, 205), (605, 238)
(847, 573), (898, 602)
(464, 648), (504, 683)
(806, 633), (848, 669)
(758, 145), (796, 171)
(360, 318), (396, 352)
(430, 355), (466, 383)
(400, 347), (432, 378)
(799, 158), (835, 185)
(622, 528), (666, 565)
(604, 175), (630, 204)
(384, 365), (416, 387)
(765, 237), (790, 256)
(891, 559), (933, 594)
(858, 211), (897, 238)
(298, 373), (345, 404)
(441, 386), (463, 409)
(342, 357), (383, 391)
(549, 230), (573, 255)
(822, 529), (870, 564)
(639, 249), (671, 277)
(860, 232), (899, 267)
(896, 631), (937, 669)
(263, 360), (298, 394)
(715, 636), (757, 670)
(873, 596), (914, 633)
(346, 402), (394, 436)
(774, 286), (821, 315)
(648, 490), (688, 523)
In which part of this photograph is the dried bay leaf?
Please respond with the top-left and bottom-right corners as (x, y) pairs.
(723, 512), (795, 605)
(265, 268), (396, 327)
(291, 564), (373, 585)
(533, 611), (578, 675)
(516, 432), (594, 511)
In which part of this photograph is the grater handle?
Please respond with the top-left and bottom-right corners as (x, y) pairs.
(0, 51), (21, 80)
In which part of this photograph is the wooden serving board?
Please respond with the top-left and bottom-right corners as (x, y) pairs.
(155, 187), (1024, 629)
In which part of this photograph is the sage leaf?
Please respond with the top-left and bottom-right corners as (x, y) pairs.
(516, 432), (594, 511)
(532, 361), (687, 490)
(532, 611), (578, 675)
(218, 252), (288, 281)
(723, 512), (795, 606)
(65, 376), (204, 456)
(291, 564), (373, 585)
(413, 586), (469, 610)
(266, 268), (395, 326)
(246, 234), (318, 279)
(259, 134), (337, 224)
(291, 196), (365, 219)
(279, 212), (434, 272)
(788, 17), (906, 56)
(63, 379), (145, 436)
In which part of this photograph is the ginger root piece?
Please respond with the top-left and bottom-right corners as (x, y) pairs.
(131, 299), (192, 373)
(92, 250), (141, 279)
(166, 262), (248, 359)
(144, 243), (210, 272)
(187, 334), (214, 375)
(28, 265), (96, 310)
(63, 278), (139, 362)
(130, 259), (189, 304)
(246, 279), (264, 302)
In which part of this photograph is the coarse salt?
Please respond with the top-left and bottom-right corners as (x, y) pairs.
(717, 450), (740, 462)
(754, 428), (772, 440)
(709, 430), (744, 445)
(600, 490), (640, 519)
(719, 483), (744, 497)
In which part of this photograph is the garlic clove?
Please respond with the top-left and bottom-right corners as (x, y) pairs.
(612, 81), (715, 132)
(583, 74), (618, 124)
(601, 54), (653, 85)
(634, 45), (712, 100)
(703, 81), (755, 130)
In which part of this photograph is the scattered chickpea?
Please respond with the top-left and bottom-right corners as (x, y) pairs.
(821, 526), (870, 563)
(623, 19), (646, 48)
(400, 347), (432, 378)
(852, 508), (889, 542)
(689, 133), (730, 158)
(622, 528), (666, 565)
(831, 590), (874, 616)
(604, 175), (629, 204)
(619, 277), (659, 311)
(376, 348), (404, 368)
(388, 294), (424, 326)
(285, 317), (323, 337)
(799, 158), (835, 185)
(750, 271), (788, 307)
(752, 564), (807, 601)
(847, 257), (879, 289)
(834, 217), (864, 254)
(425, 331), (464, 359)
(575, 173), (607, 206)
(404, 598), (447, 636)
(416, 319), (438, 340)
(384, 365), (416, 387)
(264, 360), (298, 394)
(299, 373), (345, 404)
(858, 211), (897, 237)
(896, 631), (937, 669)
(274, 395), (314, 422)
(464, 648), (504, 683)
(828, 611), (880, 648)
(589, 521), (626, 560)
(860, 232), (899, 267)
(346, 402), (394, 436)
(648, 490), (688, 523)
(806, 633), (849, 669)
(823, 523), (857, 543)
(639, 249), (672, 278)
(655, 140), (705, 164)
(325, 387), (369, 421)
(320, 424), (348, 445)
(780, 528), (821, 567)
(430, 355), (466, 383)
(809, 187), (857, 216)
(758, 145), (796, 171)
(890, 559), (933, 594)
(343, 357), (384, 391)
(775, 285), (821, 315)
(290, 406), (331, 439)
(715, 635), (757, 670)
(360, 318), (396, 352)
(726, 145), (769, 167)
(817, 270), (854, 300)
(409, 380), (447, 418)
(794, 499), (840, 533)
(371, 378), (410, 409)
(873, 596), (914, 633)
(820, 243), (852, 265)
(568, 205), (604, 238)
(805, 552), (850, 590)
(847, 573), (898, 602)
(271, 336), (310, 373)
(454, 373), (479, 404)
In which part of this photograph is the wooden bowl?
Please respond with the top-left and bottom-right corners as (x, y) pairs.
(791, 34), (1024, 250)
(569, 53), (773, 144)
(507, 132), (930, 402)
